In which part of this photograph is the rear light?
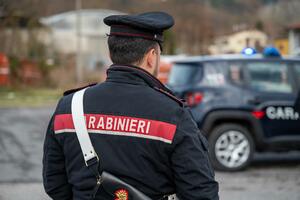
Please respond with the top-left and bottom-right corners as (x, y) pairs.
(252, 110), (265, 119)
(185, 92), (203, 107)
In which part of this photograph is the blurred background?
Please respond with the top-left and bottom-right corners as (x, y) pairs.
(0, 0), (300, 199)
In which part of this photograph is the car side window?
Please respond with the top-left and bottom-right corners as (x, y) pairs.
(246, 62), (293, 94)
(168, 63), (203, 86)
(202, 62), (226, 86)
(294, 63), (300, 84)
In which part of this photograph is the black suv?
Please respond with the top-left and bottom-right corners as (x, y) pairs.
(167, 54), (300, 171)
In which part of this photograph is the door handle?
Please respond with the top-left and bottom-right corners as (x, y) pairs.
(248, 98), (262, 105)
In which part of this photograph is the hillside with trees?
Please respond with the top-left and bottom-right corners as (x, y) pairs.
(1, 0), (300, 54)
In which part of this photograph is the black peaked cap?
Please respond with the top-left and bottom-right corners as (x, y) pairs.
(103, 11), (174, 42)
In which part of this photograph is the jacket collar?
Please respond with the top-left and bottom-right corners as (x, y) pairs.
(106, 64), (174, 94)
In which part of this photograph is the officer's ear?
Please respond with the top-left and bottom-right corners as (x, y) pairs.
(145, 48), (157, 71)
(109, 52), (112, 62)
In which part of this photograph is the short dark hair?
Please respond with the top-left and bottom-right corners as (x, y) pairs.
(108, 36), (158, 65)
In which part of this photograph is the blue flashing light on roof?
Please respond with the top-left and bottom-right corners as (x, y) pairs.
(263, 46), (281, 58)
(241, 47), (257, 55)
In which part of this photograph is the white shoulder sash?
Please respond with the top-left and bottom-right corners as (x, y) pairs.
(71, 88), (98, 166)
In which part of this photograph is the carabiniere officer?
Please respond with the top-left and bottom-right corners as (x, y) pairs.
(43, 11), (219, 200)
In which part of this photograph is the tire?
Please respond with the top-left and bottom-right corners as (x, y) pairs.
(208, 123), (255, 171)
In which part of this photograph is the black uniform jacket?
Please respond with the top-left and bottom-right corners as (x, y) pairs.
(43, 64), (219, 200)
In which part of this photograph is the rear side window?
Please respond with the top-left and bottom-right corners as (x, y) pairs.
(202, 62), (227, 86)
(168, 63), (202, 86)
(246, 62), (293, 94)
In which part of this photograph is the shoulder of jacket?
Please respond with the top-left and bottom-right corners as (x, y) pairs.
(63, 83), (97, 96)
(153, 87), (186, 107)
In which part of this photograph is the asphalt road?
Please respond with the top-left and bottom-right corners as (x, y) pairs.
(0, 107), (299, 200)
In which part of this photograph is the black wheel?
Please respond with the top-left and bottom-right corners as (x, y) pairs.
(208, 123), (255, 171)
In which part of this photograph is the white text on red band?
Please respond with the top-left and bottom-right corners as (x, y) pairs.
(86, 116), (151, 134)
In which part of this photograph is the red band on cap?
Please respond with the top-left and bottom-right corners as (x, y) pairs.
(109, 25), (163, 42)
(109, 32), (156, 41)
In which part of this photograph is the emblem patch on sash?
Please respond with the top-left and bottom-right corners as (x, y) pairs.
(114, 189), (129, 200)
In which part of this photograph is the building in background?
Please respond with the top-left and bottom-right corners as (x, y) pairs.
(274, 38), (289, 55)
(209, 30), (268, 54)
(0, 53), (10, 86)
(0, 14), (50, 59)
(40, 9), (124, 71)
(288, 23), (300, 56)
(0, 13), (51, 85)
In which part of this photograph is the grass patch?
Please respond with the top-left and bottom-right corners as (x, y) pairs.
(0, 87), (63, 108)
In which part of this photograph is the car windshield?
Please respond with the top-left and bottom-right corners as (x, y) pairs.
(168, 63), (202, 86)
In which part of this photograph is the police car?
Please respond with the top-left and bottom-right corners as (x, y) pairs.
(167, 48), (300, 171)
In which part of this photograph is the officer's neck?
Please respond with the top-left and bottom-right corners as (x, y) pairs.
(132, 62), (155, 77)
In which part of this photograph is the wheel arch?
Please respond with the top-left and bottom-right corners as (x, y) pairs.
(200, 109), (265, 150)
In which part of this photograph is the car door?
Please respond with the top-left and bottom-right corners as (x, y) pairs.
(293, 63), (300, 112)
(244, 60), (299, 139)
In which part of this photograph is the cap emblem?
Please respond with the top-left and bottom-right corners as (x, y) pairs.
(114, 189), (129, 200)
